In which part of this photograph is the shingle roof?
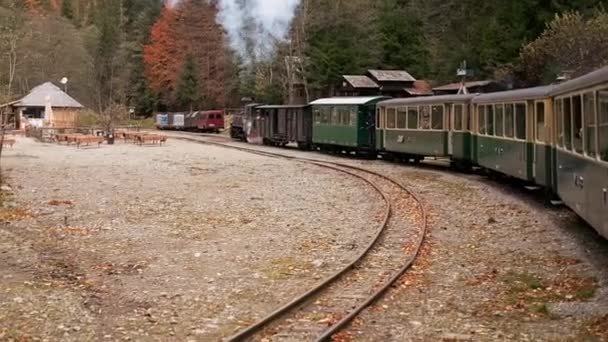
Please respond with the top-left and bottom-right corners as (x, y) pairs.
(368, 70), (416, 82)
(432, 80), (495, 92)
(343, 75), (379, 89)
(16, 82), (83, 108)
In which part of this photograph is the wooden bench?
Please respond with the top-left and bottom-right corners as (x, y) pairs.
(65, 134), (85, 145)
(123, 132), (146, 143)
(136, 133), (167, 146)
(73, 135), (105, 148)
(56, 133), (80, 144)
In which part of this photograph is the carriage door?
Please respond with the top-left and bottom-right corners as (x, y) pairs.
(447, 104), (454, 155)
(532, 101), (543, 180)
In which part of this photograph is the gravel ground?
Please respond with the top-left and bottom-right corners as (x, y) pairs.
(168, 132), (608, 341)
(0, 137), (384, 341)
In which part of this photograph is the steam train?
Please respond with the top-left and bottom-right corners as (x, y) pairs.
(231, 66), (608, 239)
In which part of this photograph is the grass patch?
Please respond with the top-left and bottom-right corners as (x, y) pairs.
(259, 256), (310, 280)
(528, 302), (550, 316)
(126, 117), (155, 129)
(496, 271), (599, 317)
(504, 271), (544, 293)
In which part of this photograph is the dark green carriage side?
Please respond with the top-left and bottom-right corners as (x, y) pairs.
(376, 94), (477, 164)
(550, 66), (608, 239)
(311, 97), (388, 151)
(472, 86), (554, 182)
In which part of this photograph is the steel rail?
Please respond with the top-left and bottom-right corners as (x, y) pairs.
(169, 134), (428, 341)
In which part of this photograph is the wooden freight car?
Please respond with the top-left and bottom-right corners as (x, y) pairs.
(257, 105), (313, 149)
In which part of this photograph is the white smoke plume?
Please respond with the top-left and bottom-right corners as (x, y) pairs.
(217, 0), (301, 60)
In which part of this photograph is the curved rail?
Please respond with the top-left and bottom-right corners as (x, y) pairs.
(171, 134), (428, 341)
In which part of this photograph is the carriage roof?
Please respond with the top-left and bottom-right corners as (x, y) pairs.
(379, 94), (478, 106)
(550, 66), (608, 96)
(472, 85), (554, 104)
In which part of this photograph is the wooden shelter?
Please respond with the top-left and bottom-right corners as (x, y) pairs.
(338, 70), (433, 98)
(4, 82), (84, 129)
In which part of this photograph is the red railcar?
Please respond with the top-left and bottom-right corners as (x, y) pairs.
(197, 110), (224, 133)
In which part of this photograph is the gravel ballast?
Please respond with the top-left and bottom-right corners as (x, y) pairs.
(0, 137), (383, 341)
(1, 133), (607, 341)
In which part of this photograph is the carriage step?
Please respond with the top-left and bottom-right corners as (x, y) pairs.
(550, 200), (564, 206)
(524, 186), (541, 191)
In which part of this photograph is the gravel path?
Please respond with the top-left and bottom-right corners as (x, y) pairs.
(166, 132), (608, 341)
(0, 137), (383, 341)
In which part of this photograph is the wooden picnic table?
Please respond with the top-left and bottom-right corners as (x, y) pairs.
(136, 133), (167, 146)
(56, 133), (83, 144)
(1, 136), (16, 148)
(72, 135), (105, 148)
(122, 131), (147, 143)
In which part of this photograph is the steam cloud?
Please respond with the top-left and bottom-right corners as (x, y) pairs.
(217, 0), (301, 60)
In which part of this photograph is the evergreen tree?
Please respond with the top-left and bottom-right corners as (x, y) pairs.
(61, 0), (73, 20)
(92, 1), (122, 111)
(377, 0), (429, 77)
(176, 54), (201, 112)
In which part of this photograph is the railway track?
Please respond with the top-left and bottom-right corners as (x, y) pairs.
(166, 132), (428, 341)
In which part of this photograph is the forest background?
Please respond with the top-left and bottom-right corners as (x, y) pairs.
(0, 0), (607, 116)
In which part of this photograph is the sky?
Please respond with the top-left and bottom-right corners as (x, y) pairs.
(217, 0), (301, 58)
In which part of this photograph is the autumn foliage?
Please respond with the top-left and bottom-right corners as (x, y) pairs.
(143, 0), (233, 110)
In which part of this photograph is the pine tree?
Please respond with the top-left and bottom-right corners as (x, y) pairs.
(377, 0), (430, 78)
(176, 54), (201, 112)
(61, 0), (73, 20)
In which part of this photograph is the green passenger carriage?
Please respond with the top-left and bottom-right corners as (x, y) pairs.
(549, 66), (608, 238)
(310, 96), (387, 153)
(471, 86), (554, 183)
(376, 94), (476, 166)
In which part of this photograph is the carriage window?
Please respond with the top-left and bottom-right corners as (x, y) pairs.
(536, 102), (545, 142)
(331, 107), (340, 124)
(321, 107), (331, 124)
(479, 105), (486, 135)
(407, 106), (418, 129)
(420, 106), (431, 129)
(583, 92), (596, 156)
(397, 107), (407, 129)
(376, 107), (382, 129)
(387, 108), (396, 129)
(495, 104), (504, 137)
(431, 105), (444, 130)
(487, 105), (495, 136)
(573, 95), (583, 153)
(599, 90), (608, 161)
(504, 104), (514, 138)
(515, 103), (526, 140)
(454, 104), (463, 131)
(350, 106), (358, 126)
(555, 99), (564, 147)
(340, 107), (350, 125)
(465, 106), (471, 131)
(564, 97), (573, 149)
